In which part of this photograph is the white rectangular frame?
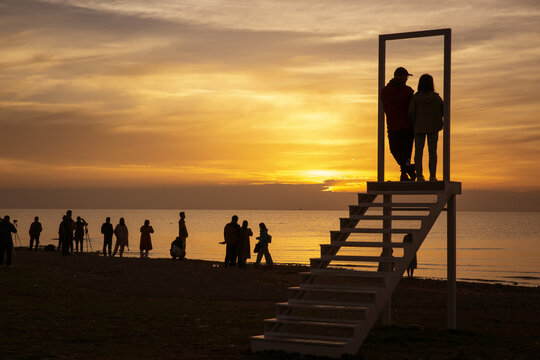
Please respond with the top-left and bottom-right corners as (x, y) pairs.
(377, 28), (451, 182)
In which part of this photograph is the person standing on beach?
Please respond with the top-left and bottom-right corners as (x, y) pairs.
(59, 215), (74, 256)
(74, 217), (87, 253)
(381, 66), (416, 181)
(403, 233), (417, 278)
(112, 218), (129, 257)
(139, 219), (154, 258)
(65, 210), (76, 252)
(409, 74), (444, 182)
(237, 220), (253, 269)
(221, 215), (240, 267)
(178, 212), (188, 254)
(101, 217), (114, 256)
(254, 222), (273, 267)
(0, 216), (17, 267)
(28, 216), (42, 251)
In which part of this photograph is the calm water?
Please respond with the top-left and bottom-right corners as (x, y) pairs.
(2, 209), (539, 287)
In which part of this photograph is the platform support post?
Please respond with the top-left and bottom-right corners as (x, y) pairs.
(447, 194), (457, 329)
(378, 37), (386, 182)
(382, 194), (392, 325)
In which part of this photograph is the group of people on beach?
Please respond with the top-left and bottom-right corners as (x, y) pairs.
(382, 67), (444, 182)
(55, 210), (149, 258)
(1, 211), (273, 268)
(220, 215), (273, 268)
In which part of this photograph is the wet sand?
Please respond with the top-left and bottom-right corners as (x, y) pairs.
(1, 250), (538, 359)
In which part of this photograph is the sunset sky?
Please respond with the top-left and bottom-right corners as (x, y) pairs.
(1, 0), (539, 208)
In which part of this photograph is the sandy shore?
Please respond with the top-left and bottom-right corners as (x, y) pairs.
(1, 249), (538, 359)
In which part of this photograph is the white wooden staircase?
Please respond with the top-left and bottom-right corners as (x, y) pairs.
(251, 181), (462, 358)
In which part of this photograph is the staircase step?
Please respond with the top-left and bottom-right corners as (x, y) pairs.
(251, 334), (347, 358)
(332, 229), (416, 237)
(312, 255), (401, 263)
(326, 241), (406, 248)
(277, 312), (365, 325)
(288, 297), (375, 308)
(303, 269), (389, 277)
(300, 269), (388, 288)
(288, 286), (379, 304)
(264, 317), (362, 329)
(277, 302), (370, 322)
(343, 215), (427, 221)
(350, 205), (432, 213)
(358, 202), (436, 207)
(298, 282), (386, 292)
(279, 301), (370, 309)
(264, 331), (352, 343)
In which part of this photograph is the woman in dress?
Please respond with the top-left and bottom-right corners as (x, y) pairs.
(113, 217), (129, 257)
(254, 222), (273, 266)
(408, 73), (444, 182)
(237, 220), (253, 268)
(139, 219), (154, 258)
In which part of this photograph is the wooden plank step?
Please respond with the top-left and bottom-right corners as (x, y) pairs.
(263, 331), (352, 343)
(288, 297), (375, 308)
(277, 314), (365, 325)
(289, 286), (379, 296)
(300, 269), (388, 277)
(300, 268), (388, 288)
(326, 241), (406, 248)
(313, 255), (401, 262)
(298, 282), (386, 292)
(349, 205), (431, 213)
(333, 228), (417, 235)
(277, 302), (370, 312)
(264, 317), (362, 329)
(343, 215), (427, 221)
(357, 202), (436, 207)
(251, 334), (346, 358)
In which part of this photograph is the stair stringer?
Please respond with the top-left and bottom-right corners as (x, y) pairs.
(341, 190), (454, 355)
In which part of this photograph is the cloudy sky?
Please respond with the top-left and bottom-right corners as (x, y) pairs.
(1, 0), (539, 208)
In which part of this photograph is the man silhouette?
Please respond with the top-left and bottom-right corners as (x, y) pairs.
(381, 67), (416, 181)
(222, 215), (240, 267)
(101, 217), (114, 256)
(29, 216), (42, 251)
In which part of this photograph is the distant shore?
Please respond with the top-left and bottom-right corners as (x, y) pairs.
(1, 250), (538, 359)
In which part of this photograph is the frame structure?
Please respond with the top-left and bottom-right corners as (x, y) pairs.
(377, 28), (452, 182)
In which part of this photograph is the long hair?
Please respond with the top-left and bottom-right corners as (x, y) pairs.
(417, 74), (434, 93)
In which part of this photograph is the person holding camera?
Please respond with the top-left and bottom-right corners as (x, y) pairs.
(0, 215), (17, 267)
(74, 217), (88, 253)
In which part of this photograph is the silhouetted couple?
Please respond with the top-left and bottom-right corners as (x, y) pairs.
(58, 210), (75, 255)
(382, 67), (444, 181)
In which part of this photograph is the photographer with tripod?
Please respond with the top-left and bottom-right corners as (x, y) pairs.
(74, 217), (88, 253)
(0, 215), (18, 267)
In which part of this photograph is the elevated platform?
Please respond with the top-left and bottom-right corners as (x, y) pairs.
(367, 181), (461, 194)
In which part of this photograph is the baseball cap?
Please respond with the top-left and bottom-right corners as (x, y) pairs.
(394, 67), (413, 77)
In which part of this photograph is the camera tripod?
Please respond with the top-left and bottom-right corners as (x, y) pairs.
(84, 224), (93, 252)
(13, 220), (23, 247)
